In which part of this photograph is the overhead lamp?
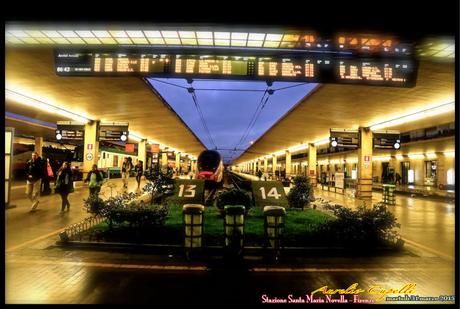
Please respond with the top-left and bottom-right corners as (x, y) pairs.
(331, 140), (338, 147)
(5, 89), (91, 124)
(120, 133), (128, 142)
(393, 141), (401, 149)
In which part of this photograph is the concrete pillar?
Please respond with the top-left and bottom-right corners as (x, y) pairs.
(272, 155), (277, 179)
(83, 121), (100, 178)
(264, 157), (268, 172)
(357, 127), (373, 206)
(308, 143), (317, 187)
(34, 137), (43, 157)
(175, 152), (181, 171)
(191, 160), (197, 174)
(285, 150), (291, 177)
(184, 155), (190, 173)
(138, 139), (147, 171)
(162, 150), (168, 169)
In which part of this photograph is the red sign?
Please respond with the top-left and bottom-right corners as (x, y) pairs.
(151, 144), (160, 153)
(309, 169), (315, 175)
(125, 144), (135, 153)
(87, 144), (93, 150)
(364, 155), (370, 162)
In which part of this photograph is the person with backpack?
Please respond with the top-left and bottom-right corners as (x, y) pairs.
(55, 161), (74, 213)
(84, 164), (104, 198)
(121, 157), (133, 190)
(134, 159), (143, 190)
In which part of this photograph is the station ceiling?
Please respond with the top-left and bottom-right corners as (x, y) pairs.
(5, 47), (206, 157)
(234, 60), (455, 164)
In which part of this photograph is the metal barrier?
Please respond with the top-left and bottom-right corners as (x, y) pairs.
(224, 205), (245, 258)
(183, 204), (205, 259)
(263, 206), (286, 260)
(59, 215), (105, 242)
(382, 184), (396, 205)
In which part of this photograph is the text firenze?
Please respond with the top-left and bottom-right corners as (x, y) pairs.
(261, 294), (375, 304)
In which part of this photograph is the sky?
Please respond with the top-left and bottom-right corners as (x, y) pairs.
(147, 78), (317, 164)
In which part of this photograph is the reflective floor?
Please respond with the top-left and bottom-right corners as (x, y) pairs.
(5, 176), (456, 304)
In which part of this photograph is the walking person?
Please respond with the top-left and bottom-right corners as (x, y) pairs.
(55, 162), (74, 213)
(134, 159), (143, 190)
(26, 151), (45, 212)
(84, 164), (104, 198)
(121, 157), (133, 190)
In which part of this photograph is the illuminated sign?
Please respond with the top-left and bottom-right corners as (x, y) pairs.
(56, 121), (85, 141)
(373, 130), (401, 149)
(99, 122), (129, 142)
(330, 128), (359, 149)
(55, 50), (417, 87)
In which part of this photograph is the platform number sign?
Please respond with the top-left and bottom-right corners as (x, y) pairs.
(168, 179), (205, 205)
(252, 181), (289, 208)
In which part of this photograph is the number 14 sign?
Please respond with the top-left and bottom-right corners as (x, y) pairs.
(251, 181), (289, 208)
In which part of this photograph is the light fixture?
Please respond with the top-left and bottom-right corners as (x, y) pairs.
(56, 131), (62, 140)
(393, 141), (401, 149)
(331, 140), (338, 147)
(5, 89), (91, 123)
(120, 134), (127, 142)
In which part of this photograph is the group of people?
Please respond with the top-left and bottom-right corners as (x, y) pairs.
(26, 152), (145, 214)
(26, 151), (75, 213)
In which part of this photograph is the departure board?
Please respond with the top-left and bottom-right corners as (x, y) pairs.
(174, 55), (255, 76)
(55, 50), (417, 87)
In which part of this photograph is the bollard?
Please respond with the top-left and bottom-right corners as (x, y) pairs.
(183, 204), (205, 259)
(382, 184), (396, 205)
(224, 205), (245, 258)
(263, 206), (286, 260)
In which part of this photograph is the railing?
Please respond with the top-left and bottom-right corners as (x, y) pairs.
(59, 215), (105, 242)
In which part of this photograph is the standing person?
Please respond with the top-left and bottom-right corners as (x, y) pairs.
(26, 151), (44, 211)
(395, 172), (402, 185)
(84, 164), (104, 198)
(134, 159), (143, 190)
(55, 162), (74, 213)
(121, 157), (133, 190)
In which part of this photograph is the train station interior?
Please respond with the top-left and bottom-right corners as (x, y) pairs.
(4, 8), (457, 305)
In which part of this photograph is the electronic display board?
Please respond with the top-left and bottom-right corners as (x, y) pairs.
(330, 128), (359, 149)
(373, 130), (401, 149)
(174, 55), (255, 76)
(56, 121), (85, 141)
(99, 122), (129, 142)
(55, 50), (417, 87)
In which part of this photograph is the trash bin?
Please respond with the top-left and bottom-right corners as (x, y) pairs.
(263, 206), (286, 259)
(382, 184), (396, 205)
(183, 204), (205, 259)
(224, 205), (245, 257)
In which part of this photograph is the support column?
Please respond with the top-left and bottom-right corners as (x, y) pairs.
(175, 152), (181, 171)
(357, 127), (373, 206)
(272, 155), (277, 179)
(264, 157), (268, 173)
(138, 139), (147, 171)
(83, 121), (100, 179)
(308, 143), (317, 187)
(183, 155), (189, 173)
(161, 150), (168, 170)
(34, 137), (43, 157)
(191, 160), (197, 174)
(285, 150), (291, 177)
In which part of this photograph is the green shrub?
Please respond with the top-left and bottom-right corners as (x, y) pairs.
(216, 188), (252, 210)
(321, 202), (402, 247)
(287, 176), (315, 209)
(83, 194), (106, 214)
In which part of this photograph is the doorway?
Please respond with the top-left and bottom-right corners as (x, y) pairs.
(401, 161), (410, 185)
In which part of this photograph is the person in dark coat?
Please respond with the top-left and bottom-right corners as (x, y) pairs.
(134, 159), (143, 190)
(55, 162), (74, 212)
(26, 151), (45, 211)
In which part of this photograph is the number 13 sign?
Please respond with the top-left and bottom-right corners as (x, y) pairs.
(168, 179), (205, 205)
